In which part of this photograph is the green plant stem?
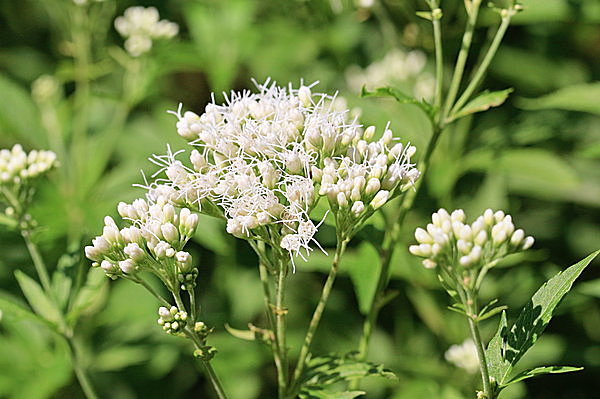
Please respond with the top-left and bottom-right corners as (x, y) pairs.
(464, 290), (493, 398)
(430, 1), (444, 113)
(442, 0), (482, 120)
(355, 124), (443, 365)
(288, 236), (349, 397)
(66, 336), (99, 399)
(133, 277), (171, 307)
(450, 15), (511, 115)
(201, 359), (229, 399)
(21, 231), (99, 399)
(21, 231), (53, 295)
(274, 257), (289, 399)
(185, 331), (229, 399)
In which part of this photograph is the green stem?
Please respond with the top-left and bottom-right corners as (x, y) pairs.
(430, 1), (444, 114)
(355, 124), (443, 364)
(450, 15), (511, 116)
(275, 257), (289, 399)
(21, 231), (53, 299)
(464, 290), (493, 397)
(201, 359), (229, 399)
(442, 0), (482, 120)
(66, 336), (99, 399)
(288, 236), (349, 398)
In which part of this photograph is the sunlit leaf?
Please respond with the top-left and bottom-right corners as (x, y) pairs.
(504, 365), (583, 386)
(14, 270), (61, 326)
(451, 89), (513, 120)
(517, 82), (600, 115)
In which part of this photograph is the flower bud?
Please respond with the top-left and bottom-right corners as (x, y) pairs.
(351, 201), (364, 216)
(414, 227), (432, 244)
(161, 222), (179, 244)
(365, 178), (381, 195)
(370, 190), (389, 209)
(124, 242), (145, 262)
(119, 259), (136, 274)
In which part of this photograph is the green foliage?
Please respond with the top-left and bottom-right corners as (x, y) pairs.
(486, 250), (600, 392)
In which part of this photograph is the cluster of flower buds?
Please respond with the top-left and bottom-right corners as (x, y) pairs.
(85, 197), (199, 288)
(409, 208), (534, 270)
(114, 6), (178, 57)
(157, 306), (188, 334)
(315, 126), (419, 221)
(345, 48), (435, 101)
(150, 80), (420, 263)
(444, 339), (479, 374)
(0, 145), (57, 185)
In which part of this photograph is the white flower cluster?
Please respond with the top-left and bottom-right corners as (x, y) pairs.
(409, 209), (534, 270)
(445, 339), (479, 374)
(346, 48), (435, 101)
(85, 198), (199, 288)
(0, 145), (57, 185)
(114, 6), (178, 57)
(151, 80), (420, 261)
(158, 306), (188, 334)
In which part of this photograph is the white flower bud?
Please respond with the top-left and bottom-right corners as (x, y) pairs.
(409, 245), (423, 256)
(522, 236), (534, 250)
(492, 229), (507, 245)
(457, 239), (471, 255)
(422, 259), (437, 269)
(483, 209), (494, 225)
(474, 230), (487, 246)
(351, 201), (365, 216)
(494, 210), (505, 223)
(161, 222), (179, 244)
(459, 225), (472, 241)
(451, 209), (465, 223)
(176, 251), (193, 272)
(124, 242), (145, 262)
(91, 236), (110, 252)
(298, 86), (312, 107)
(365, 178), (381, 195)
(510, 229), (524, 246)
(363, 126), (376, 140)
(84, 246), (102, 262)
(382, 129), (393, 145)
(414, 227), (433, 244)
(370, 190), (389, 209)
(337, 192), (348, 208)
(119, 259), (136, 274)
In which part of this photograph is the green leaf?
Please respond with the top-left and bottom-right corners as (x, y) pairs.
(300, 353), (396, 387)
(14, 270), (61, 326)
(489, 250), (599, 388)
(451, 89), (513, 120)
(0, 293), (56, 330)
(504, 365), (583, 386)
(517, 82), (600, 115)
(67, 268), (107, 324)
(94, 346), (151, 371)
(299, 386), (365, 399)
(486, 310), (509, 385)
(0, 74), (44, 145)
(345, 243), (381, 314)
(360, 86), (435, 120)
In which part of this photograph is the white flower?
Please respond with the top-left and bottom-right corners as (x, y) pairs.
(445, 339), (479, 374)
(0, 145), (57, 185)
(114, 6), (178, 57)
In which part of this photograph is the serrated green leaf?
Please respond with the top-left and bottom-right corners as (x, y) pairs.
(504, 365), (583, 386)
(14, 270), (62, 326)
(451, 89), (513, 120)
(486, 310), (509, 386)
(300, 353), (396, 387)
(493, 250), (599, 387)
(517, 82), (600, 115)
(299, 386), (365, 399)
(360, 86), (435, 120)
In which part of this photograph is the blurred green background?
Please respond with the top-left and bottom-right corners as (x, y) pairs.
(0, 0), (599, 398)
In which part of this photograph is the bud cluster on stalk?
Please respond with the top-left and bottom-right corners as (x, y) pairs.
(157, 306), (188, 334)
(409, 208), (534, 271)
(85, 197), (199, 290)
(147, 80), (420, 265)
(114, 6), (178, 57)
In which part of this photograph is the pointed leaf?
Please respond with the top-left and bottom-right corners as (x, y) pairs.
(499, 250), (599, 385)
(517, 82), (600, 115)
(361, 86), (435, 120)
(224, 323), (256, 341)
(301, 353), (396, 387)
(0, 294), (57, 330)
(67, 268), (107, 324)
(503, 365), (583, 386)
(452, 88), (513, 120)
(299, 386), (364, 399)
(486, 310), (509, 384)
(15, 270), (61, 326)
